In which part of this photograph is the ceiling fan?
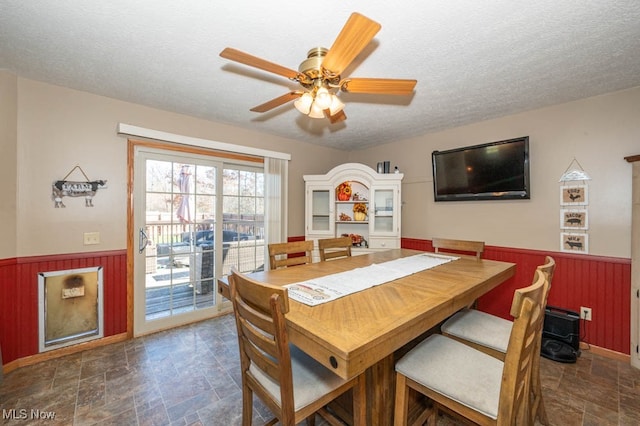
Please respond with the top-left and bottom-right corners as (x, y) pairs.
(219, 12), (417, 123)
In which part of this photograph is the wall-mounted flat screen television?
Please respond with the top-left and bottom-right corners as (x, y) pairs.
(432, 136), (530, 201)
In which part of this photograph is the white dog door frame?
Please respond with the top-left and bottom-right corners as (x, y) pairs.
(38, 266), (104, 352)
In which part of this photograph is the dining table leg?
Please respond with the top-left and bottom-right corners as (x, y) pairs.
(364, 347), (433, 424)
(366, 353), (396, 425)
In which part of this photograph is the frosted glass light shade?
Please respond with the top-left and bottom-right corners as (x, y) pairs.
(314, 87), (332, 109)
(308, 102), (325, 118)
(329, 95), (345, 115)
(294, 93), (313, 114)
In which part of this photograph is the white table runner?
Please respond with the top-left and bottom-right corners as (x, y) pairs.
(285, 253), (459, 306)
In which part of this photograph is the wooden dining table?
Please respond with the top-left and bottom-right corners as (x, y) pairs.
(218, 248), (516, 425)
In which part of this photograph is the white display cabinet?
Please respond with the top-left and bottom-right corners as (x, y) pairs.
(304, 163), (403, 258)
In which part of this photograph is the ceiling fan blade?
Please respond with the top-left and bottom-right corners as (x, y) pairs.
(322, 12), (381, 76)
(326, 109), (347, 124)
(250, 92), (302, 113)
(340, 78), (417, 95)
(220, 48), (301, 80)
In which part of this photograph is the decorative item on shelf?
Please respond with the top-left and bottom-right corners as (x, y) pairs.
(336, 181), (352, 201)
(353, 203), (367, 221)
(339, 213), (352, 221)
(376, 161), (390, 173)
(352, 192), (366, 201)
(342, 233), (367, 247)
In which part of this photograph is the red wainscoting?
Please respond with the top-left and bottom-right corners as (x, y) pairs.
(402, 238), (632, 355)
(0, 250), (127, 365)
(1, 240), (632, 366)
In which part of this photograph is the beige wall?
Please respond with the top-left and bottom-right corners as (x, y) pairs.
(7, 75), (639, 259)
(0, 71), (18, 259)
(14, 77), (343, 257)
(350, 87), (640, 258)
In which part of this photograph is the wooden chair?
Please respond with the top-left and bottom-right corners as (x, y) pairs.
(432, 237), (485, 260)
(268, 240), (313, 270)
(394, 269), (548, 426)
(228, 268), (365, 426)
(440, 256), (555, 425)
(318, 237), (352, 262)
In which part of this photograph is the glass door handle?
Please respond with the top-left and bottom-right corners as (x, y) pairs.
(139, 228), (149, 254)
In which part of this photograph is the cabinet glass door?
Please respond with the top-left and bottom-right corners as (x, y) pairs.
(310, 188), (331, 233)
(372, 187), (397, 234)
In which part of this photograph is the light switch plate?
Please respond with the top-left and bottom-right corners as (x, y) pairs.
(83, 232), (100, 245)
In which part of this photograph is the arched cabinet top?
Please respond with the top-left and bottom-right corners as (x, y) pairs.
(303, 163), (403, 187)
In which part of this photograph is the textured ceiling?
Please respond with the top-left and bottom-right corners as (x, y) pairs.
(1, 1), (640, 151)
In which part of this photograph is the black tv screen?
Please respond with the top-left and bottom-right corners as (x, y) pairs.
(432, 136), (530, 201)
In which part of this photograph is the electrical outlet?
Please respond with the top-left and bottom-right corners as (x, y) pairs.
(580, 306), (592, 321)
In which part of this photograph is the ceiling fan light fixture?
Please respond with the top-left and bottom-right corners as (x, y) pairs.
(294, 88), (343, 120)
(294, 92), (313, 114)
(314, 87), (332, 109)
(308, 102), (325, 119)
(329, 95), (345, 115)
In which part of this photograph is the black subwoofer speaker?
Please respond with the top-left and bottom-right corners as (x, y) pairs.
(541, 306), (581, 363)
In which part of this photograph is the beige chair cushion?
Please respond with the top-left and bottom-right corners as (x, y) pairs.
(250, 345), (346, 412)
(440, 308), (512, 353)
(395, 334), (503, 419)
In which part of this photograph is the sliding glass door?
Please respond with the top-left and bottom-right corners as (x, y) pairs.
(133, 147), (264, 335)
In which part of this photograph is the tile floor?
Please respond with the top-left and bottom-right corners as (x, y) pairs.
(1, 313), (640, 425)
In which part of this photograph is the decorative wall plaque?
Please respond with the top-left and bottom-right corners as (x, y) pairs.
(52, 165), (107, 208)
(560, 209), (588, 230)
(560, 185), (588, 206)
(560, 232), (589, 254)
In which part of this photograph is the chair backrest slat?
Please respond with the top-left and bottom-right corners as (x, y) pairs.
(432, 237), (485, 260)
(268, 240), (314, 269)
(243, 333), (280, 379)
(236, 306), (278, 358)
(318, 236), (352, 261)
